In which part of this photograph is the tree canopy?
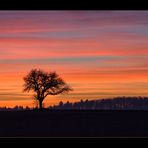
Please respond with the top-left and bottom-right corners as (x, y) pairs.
(23, 69), (72, 109)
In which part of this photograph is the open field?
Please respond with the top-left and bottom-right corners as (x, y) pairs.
(0, 110), (148, 137)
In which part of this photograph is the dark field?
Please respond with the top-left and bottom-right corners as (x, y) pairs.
(0, 110), (148, 137)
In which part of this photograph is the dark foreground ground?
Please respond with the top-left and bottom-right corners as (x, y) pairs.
(0, 110), (148, 137)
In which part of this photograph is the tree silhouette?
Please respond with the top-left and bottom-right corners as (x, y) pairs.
(23, 69), (72, 109)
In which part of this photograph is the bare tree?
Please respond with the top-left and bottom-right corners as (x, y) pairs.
(23, 69), (72, 109)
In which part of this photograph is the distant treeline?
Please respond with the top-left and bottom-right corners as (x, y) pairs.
(49, 96), (148, 110)
(2, 96), (148, 110)
(0, 105), (31, 111)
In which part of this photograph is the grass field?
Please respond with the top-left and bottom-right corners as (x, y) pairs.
(0, 110), (148, 137)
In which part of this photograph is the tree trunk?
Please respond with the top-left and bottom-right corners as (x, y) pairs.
(39, 100), (43, 109)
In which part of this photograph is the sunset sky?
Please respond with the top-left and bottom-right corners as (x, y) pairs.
(0, 11), (148, 108)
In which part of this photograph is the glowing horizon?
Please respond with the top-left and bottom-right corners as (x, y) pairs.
(0, 11), (148, 108)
